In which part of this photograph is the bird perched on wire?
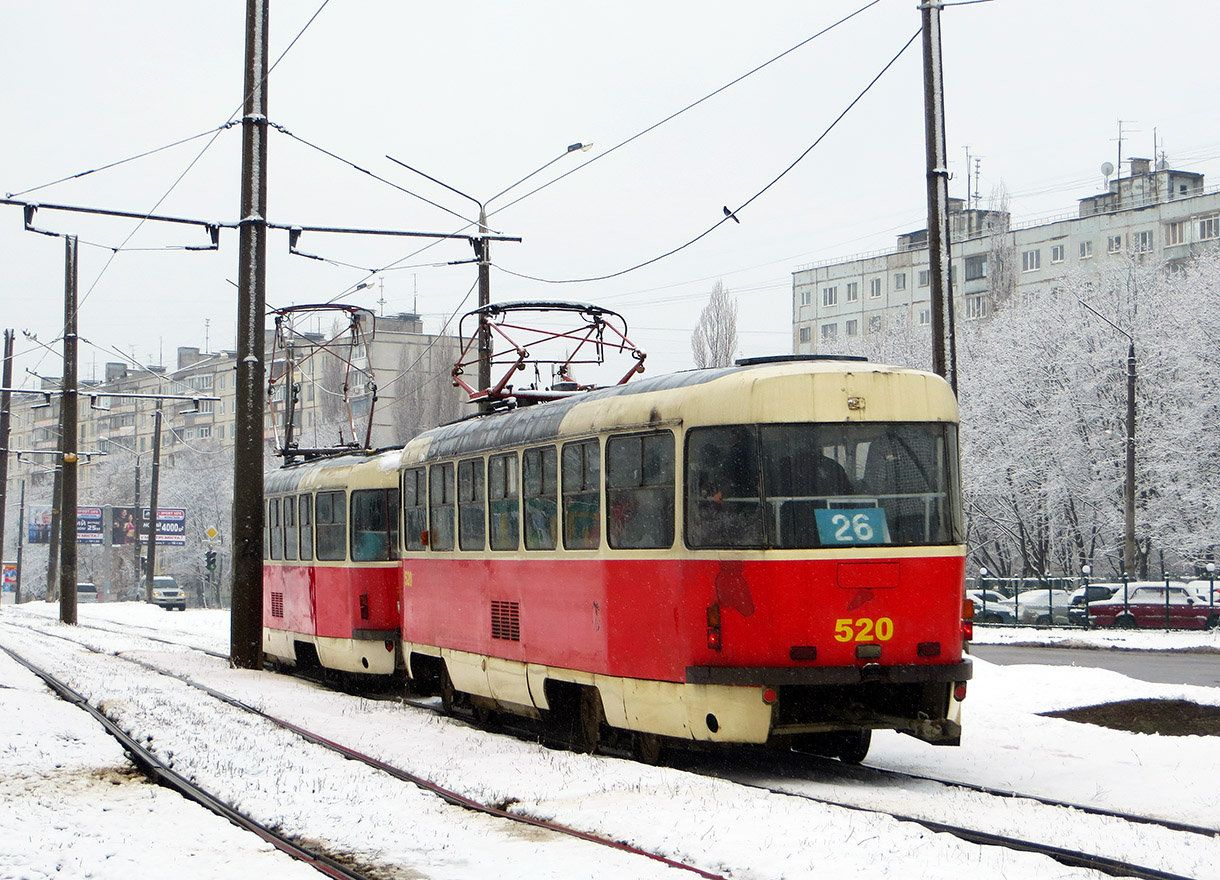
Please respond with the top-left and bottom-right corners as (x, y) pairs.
(723, 206), (740, 224)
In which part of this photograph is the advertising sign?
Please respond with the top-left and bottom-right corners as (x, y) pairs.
(112, 507), (140, 546)
(2, 562), (16, 593)
(77, 507), (104, 545)
(139, 508), (188, 546)
(27, 506), (52, 544)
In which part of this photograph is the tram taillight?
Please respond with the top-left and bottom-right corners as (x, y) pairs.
(706, 604), (723, 651)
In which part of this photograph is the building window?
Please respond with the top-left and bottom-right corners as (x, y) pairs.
(198, 426), (211, 438)
(893, 273), (906, 290)
(918, 270), (930, 287)
(845, 319), (858, 337)
(1021, 249), (1041, 272)
(1079, 240), (1094, 260)
(869, 278), (882, 298)
(822, 286), (838, 307)
(1107, 234), (1123, 254)
(918, 309), (930, 326)
(1051, 244), (1065, 263)
(962, 295), (987, 320)
(820, 323), (837, 342)
(1165, 221), (1186, 247)
(798, 326), (811, 344)
(964, 254), (987, 281)
(1132, 230), (1153, 253)
(1198, 214), (1219, 240)
(799, 288), (812, 306)
(845, 282), (859, 303)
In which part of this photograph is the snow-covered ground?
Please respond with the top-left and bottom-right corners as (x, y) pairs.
(2, 601), (1218, 879)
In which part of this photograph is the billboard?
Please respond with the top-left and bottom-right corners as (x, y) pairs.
(77, 507), (104, 545)
(2, 561), (15, 594)
(141, 507), (188, 546)
(27, 506), (52, 544)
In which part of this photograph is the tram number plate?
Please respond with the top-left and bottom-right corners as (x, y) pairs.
(814, 508), (889, 545)
(834, 617), (894, 642)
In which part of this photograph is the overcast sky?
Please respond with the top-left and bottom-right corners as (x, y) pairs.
(2, 0), (1216, 391)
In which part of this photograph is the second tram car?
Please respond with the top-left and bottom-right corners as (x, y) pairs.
(391, 356), (971, 761)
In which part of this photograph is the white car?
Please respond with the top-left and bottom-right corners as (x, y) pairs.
(998, 588), (1073, 625)
(142, 575), (186, 611)
(968, 589), (1013, 623)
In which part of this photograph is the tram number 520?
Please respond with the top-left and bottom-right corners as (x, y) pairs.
(834, 617), (894, 642)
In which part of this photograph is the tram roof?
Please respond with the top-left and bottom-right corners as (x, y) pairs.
(406, 357), (957, 464)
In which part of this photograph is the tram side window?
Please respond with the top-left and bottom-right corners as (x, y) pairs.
(268, 497), (283, 560)
(458, 458), (486, 551)
(562, 439), (601, 550)
(607, 432), (674, 549)
(489, 453), (519, 551)
(429, 463), (456, 551)
(351, 488), (401, 562)
(402, 467), (427, 551)
(283, 495), (298, 560)
(315, 490), (347, 561)
(298, 494), (313, 561)
(685, 427), (763, 548)
(522, 446), (557, 550)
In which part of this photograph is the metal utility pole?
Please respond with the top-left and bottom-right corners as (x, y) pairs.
(60, 235), (79, 625)
(920, 0), (957, 394)
(0, 330), (13, 594)
(1123, 341), (1137, 575)
(476, 207), (492, 411)
(15, 481), (24, 604)
(232, 0), (270, 669)
(144, 407), (163, 601)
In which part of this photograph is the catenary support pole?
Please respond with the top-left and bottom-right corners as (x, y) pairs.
(144, 407), (163, 602)
(920, 0), (957, 394)
(0, 330), (13, 597)
(232, 0), (270, 668)
(59, 235), (79, 625)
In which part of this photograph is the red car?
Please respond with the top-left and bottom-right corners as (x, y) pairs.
(1088, 584), (1217, 629)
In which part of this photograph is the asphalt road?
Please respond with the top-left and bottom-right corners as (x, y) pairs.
(970, 644), (1220, 688)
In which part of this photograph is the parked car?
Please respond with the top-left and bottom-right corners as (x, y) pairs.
(997, 588), (1074, 625)
(968, 589), (1013, 623)
(1066, 583), (1121, 625)
(1088, 584), (1215, 629)
(141, 575), (186, 611)
(76, 582), (98, 604)
(1187, 580), (1220, 607)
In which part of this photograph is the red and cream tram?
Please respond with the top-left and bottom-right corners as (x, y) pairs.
(263, 355), (970, 760)
(391, 355), (971, 761)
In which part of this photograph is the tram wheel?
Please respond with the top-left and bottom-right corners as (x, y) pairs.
(635, 732), (664, 765)
(572, 688), (603, 754)
(439, 667), (458, 716)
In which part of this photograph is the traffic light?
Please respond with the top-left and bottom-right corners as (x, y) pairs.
(205, 550), (217, 571)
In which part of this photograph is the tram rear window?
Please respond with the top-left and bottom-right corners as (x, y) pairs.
(351, 488), (400, 562)
(315, 490), (347, 560)
(685, 423), (961, 549)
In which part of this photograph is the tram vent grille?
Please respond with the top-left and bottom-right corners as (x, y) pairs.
(271, 592), (284, 619)
(491, 601), (520, 641)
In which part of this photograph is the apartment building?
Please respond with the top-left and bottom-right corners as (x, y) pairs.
(6, 312), (461, 491)
(793, 159), (1220, 352)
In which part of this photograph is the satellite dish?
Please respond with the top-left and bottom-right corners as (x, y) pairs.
(1101, 161), (1114, 176)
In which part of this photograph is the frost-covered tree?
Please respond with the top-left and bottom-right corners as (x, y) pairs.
(691, 281), (738, 368)
(957, 251), (1220, 579)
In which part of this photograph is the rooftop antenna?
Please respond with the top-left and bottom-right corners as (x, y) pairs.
(377, 276), (387, 316)
(204, 318), (211, 353)
(1101, 161), (1114, 189)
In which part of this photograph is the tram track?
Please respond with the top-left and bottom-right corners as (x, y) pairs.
(0, 618), (724, 880)
(8, 611), (1217, 879)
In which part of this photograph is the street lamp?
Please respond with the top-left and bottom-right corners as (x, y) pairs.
(977, 567), (989, 622)
(386, 142), (593, 404)
(1079, 300), (1136, 578)
(1081, 564), (1092, 629)
(1207, 562), (1215, 624)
